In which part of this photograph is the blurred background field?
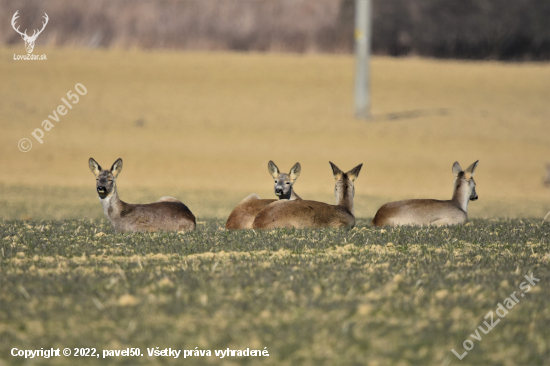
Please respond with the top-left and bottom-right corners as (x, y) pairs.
(0, 47), (549, 221)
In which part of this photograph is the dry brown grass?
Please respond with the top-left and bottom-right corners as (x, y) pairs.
(0, 47), (549, 220)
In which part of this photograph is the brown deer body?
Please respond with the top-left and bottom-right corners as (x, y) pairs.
(372, 161), (479, 227)
(225, 161), (302, 230)
(252, 162), (362, 229)
(89, 158), (195, 233)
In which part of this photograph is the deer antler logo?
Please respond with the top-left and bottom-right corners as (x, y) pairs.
(12, 11), (49, 54)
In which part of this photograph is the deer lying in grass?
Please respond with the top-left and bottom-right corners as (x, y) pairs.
(252, 162), (363, 229)
(89, 158), (195, 232)
(372, 160), (479, 227)
(225, 161), (302, 230)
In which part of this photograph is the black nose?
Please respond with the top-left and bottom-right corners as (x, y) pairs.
(97, 186), (106, 193)
(471, 195), (478, 201)
(275, 188), (283, 194)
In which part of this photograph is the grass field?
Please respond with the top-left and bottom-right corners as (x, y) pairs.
(1, 47), (549, 365)
(1, 47), (549, 221)
(1, 218), (549, 365)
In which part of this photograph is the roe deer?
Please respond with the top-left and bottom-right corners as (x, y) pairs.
(544, 163), (550, 187)
(225, 161), (302, 230)
(372, 160), (479, 227)
(89, 158), (195, 232)
(252, 162), (363, 229)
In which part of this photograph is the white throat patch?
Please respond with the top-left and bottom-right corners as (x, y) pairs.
(99, 194), (113, 218)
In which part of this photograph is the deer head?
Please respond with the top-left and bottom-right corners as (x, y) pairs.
(12, 11), (49, 53)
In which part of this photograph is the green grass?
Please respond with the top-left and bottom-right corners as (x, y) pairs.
(1, 219), (549, 365)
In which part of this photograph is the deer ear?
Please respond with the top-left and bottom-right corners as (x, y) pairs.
(346, 163), (363, 182)
(329, 162), (343, 179)
(452, 162), (462, 176)
(110, 158), (123, 178)
(464, 160), (479, 180)
(289, 162), (301, 183)
(89, 158), (102, 176)
(268, 160), (280, 179)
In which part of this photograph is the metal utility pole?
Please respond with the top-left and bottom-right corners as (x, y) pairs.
(354, 0), (371, 120)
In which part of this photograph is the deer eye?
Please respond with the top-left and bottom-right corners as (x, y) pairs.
(286, 182), (290, 185)
(274, 181), (278, 183)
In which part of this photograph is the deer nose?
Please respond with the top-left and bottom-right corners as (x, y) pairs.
(97, 186), (106, 193)
(275, 188), (283, 194)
